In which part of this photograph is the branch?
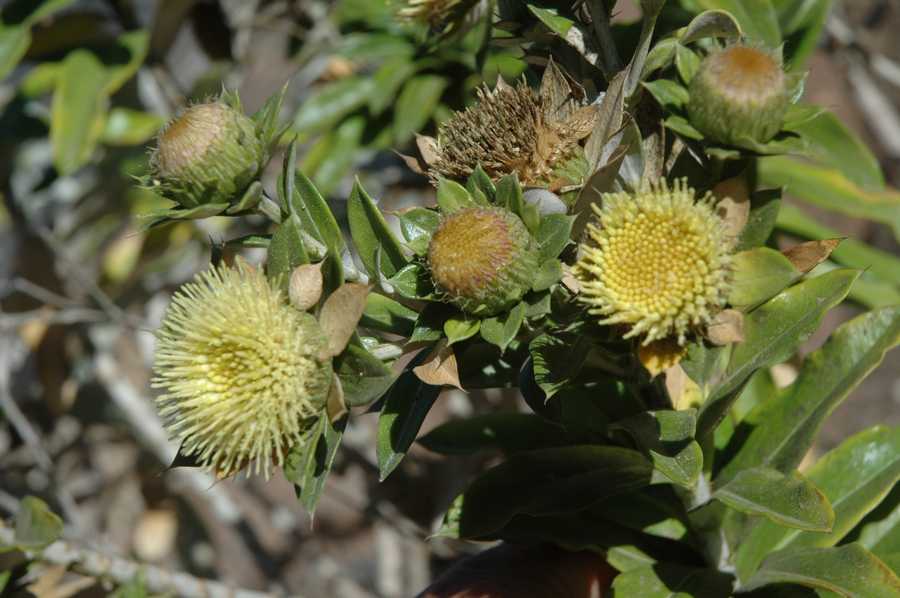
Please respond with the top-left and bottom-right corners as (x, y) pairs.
(0, 526), (282, 598)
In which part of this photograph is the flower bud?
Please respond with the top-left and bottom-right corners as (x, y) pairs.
(687, 45), (789, 146)
(428, 207), (539, 316)
(152, 261), (332, 478)
(151, 101), (264, 209)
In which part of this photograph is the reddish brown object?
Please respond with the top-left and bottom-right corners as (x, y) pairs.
(418, 543), (616, 598)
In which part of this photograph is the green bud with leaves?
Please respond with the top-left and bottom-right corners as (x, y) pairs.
(687, 45), (789, 146)
(428, 206), (539, 317)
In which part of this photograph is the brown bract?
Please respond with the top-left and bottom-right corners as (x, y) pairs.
(422, 66), (598, 190)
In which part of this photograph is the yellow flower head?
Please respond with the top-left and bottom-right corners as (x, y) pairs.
(152, 262), (332, 478)
(575, 179), (731, 345)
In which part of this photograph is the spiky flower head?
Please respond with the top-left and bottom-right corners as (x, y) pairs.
(151, 100), (265, 209)
(575, 179), (731, 345)
(687, 44), (789, 146)
(428, 206), (539, 316)
(152, 261), (332, 478)
(428, 78), (596, 189)
(398, 0), (479, 30)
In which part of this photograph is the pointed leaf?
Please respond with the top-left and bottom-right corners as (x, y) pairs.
(742, 544), (900, 597)
(334, 344), (396, 407)
(284, 414), (345, 515)
(347, 179), (407, 278)
(480, 302), (526, 352)
(713, 467), (834, 531)
(612, 564), (733, 597)
(14, 496), (62, 550)
(360, 293), (417, 336)
(728, 248), (800, 309)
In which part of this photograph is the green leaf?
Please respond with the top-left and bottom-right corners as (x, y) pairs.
(0, 26), (30, 81)
(293, 76), (374, 136)
(664, 114), (705, 140)
(456, 445), (653, 538)
(736, 427), (900, 580)
(850, 485), (900, 560)
(466, 165), (495, 203)
(51, 50), (108, 175)
(101, 108), (164, 146)
(386, 262), (435, 300)
(719, 306), (900, 482)
(758, 156), (900, 240)
(368, 56), (417, 115)
(291, 169), (346, 258)
(308, 115), (365, 197)
(713, 467), (834, 531)
(393, 75), (447, 144)
(642, 79), (690, 110)
(111, 573), (148, 598)
(376, 364), (442, 480)
(252, 82), (289, 145)
(675, 43), (701, 84)
(735, 189), (781, 252)
(419, 413), (567, 456)
(527, 5), (575, 37)
(444, 316), (480, 345)
(536, 213), (574, 260)
(14, 496), (63, 550)
(728, 248), (800, 309)
(693, 0), (781, 47)
(613, 410), (703, 488)
(103, 30), (149, 95)
(785, 108), (884, 190)
(531, 259), (562, 292)
(266, 215), (309, 285)
(611, 563), (733, 597)
(397, 207), (440, 256)
(680, 9), (743, 44)
(496, 174), (525, 222)
(697, 268), (858, 438)
(347, 178), (407, 278)
(436, 178), (475, 214)
(334, 344), (397, 407)
(741, 544), (900, 597)
(284, 413), (345, 515)
(360, 293), (417, 336)
(480, 302), (526, 352)
(529, 332), (591, 399)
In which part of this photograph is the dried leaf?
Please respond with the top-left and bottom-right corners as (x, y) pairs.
(713, 177), (750, 248)
(289, 262), (324, 311)
(707, 309), (745, 345)
(665, 364), (703, 411)
(416, 134), (440, 166)
(394, 150), (427, 175)
(412, 339), (462, 390)
(782, 238), (843, 274)
(319, 283), (370, 357)
(326, 374), (347, 423)
(561, 264), (581, 294)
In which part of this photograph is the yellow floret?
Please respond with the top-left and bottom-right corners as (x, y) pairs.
(575, 179), (731, 345)
(152, 261), (331, 478)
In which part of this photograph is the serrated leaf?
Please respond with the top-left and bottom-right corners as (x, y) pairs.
(742, 544), (900, 597)
(479, 302), (526, 352)
(728, 248), (800, 309)
(697, 269), (858, 438)
(376, 360), (442, 480)
(347, 179), (407, 278)
(713, 467), (834, 531)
